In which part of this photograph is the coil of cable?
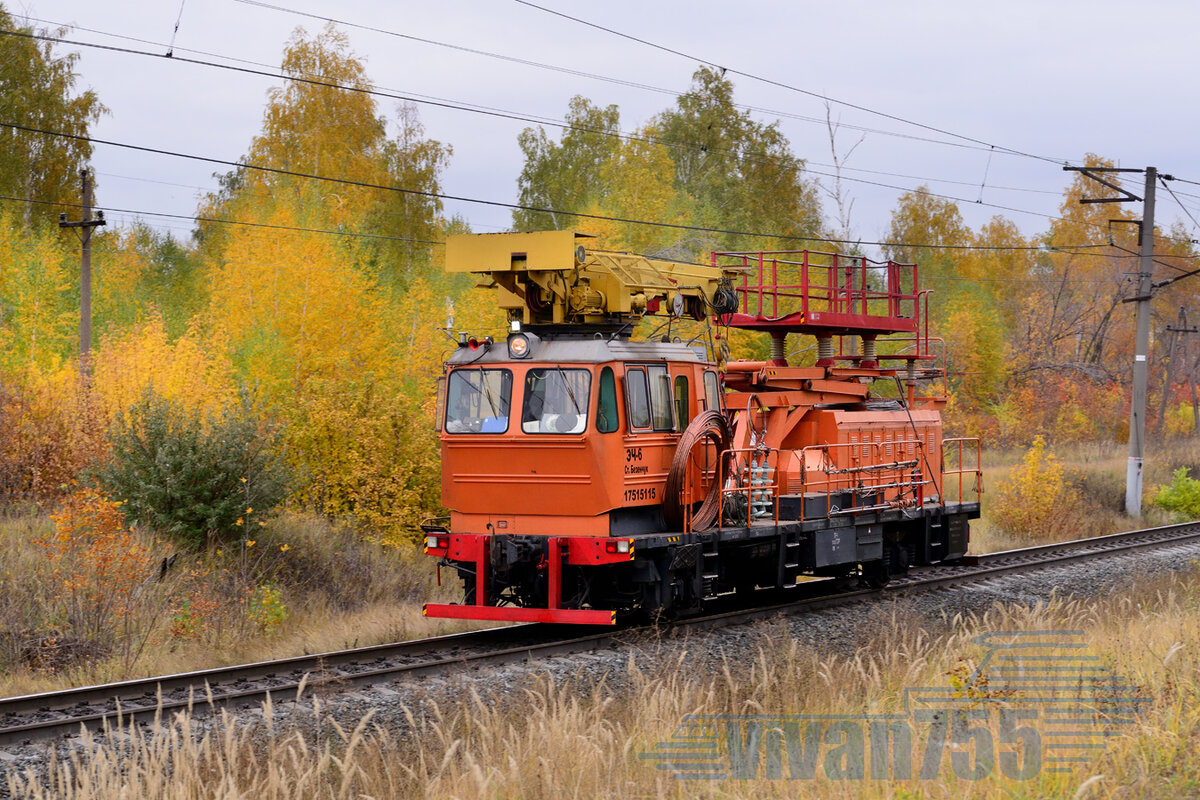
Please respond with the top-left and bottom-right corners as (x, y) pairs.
(662, 410), (732, 531)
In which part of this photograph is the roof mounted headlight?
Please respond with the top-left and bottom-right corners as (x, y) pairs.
(504, 331), (537, 357)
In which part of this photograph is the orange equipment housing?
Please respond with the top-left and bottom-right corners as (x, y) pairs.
(423, 232), (981, 625)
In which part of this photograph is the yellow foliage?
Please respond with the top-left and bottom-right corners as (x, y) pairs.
(92, 317), (236, 425)
(939, 295), (1009, 404)
(594, 127), (687, 254)
(991, 436), (1084, 540)
(0, 211), (76, 372)
(1163, 401), (1198, 439)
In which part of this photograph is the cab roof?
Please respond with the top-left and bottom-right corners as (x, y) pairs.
(446, 336), (710, 366)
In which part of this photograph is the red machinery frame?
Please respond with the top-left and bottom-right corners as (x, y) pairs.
(712, 249), (921, 337)
(422, 534), (635, 625)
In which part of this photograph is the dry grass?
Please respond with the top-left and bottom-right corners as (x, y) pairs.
(972, 438), (1193, 554)
(0, 511), (486, 698)
(10, 567), (1200, 799)
(3, 435), (1196, 697)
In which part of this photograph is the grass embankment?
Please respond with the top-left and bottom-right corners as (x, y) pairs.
(9, 564), (1200, 798)
(1, 437), (1195, 699)
(0, 512), (480, 698)
(968, 438), (1196, 553)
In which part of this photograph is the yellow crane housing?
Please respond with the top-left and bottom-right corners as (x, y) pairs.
(445, 230), (740, 326)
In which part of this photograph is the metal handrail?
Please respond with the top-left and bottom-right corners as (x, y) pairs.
(681, 436), (982, 531)
(715, 446), (781, 530)
(797, 439), (933, 521)
(712, 250), (920, 323)
(941, 437), (984, 503)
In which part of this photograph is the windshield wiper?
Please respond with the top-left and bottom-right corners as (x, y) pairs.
(554, 366), (582, 414)
(456, 371), (501, 417)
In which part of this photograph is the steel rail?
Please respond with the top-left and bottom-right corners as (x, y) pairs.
(2, 519), (1199, 747)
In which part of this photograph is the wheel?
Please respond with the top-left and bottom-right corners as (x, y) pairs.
(861, 547), (892, 590)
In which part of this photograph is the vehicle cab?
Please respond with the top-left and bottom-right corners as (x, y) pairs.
(438, 333), (724, 538)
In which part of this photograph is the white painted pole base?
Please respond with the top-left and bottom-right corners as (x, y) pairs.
(1125, 457), (1144, 517)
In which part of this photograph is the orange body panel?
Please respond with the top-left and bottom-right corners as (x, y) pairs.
(776, 408), (943, 503)
(441, 359), (716, 536)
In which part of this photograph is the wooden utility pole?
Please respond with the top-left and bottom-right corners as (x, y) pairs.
(58, 169), (105, 372)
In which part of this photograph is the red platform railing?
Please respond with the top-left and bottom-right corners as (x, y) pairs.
(712, 249), (920, 336)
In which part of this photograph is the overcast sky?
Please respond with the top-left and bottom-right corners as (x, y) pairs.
(13, 0), (1200, 259)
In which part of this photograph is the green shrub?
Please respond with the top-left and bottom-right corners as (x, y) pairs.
(99, 390), (289, 548)
(1153, 468), (1200, 520)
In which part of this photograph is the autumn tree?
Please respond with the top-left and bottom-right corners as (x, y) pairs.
(654, 67), (823, 253)
(513, 70), (824, 258)
(89, 225), (206, 341)
(198, 24), (450, 288)
(194, 26), (491, 539)
(513, 96), (621, 232)
(0, 5), (105, 227)
(0, 207), (80, 371)
(1021, 155), (1140, 381)
(584, 124), (690, 254)
(883, 187), (970, 275)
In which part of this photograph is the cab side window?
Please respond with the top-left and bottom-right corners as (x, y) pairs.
(648, 365), (674, 431)
(674, 375), (690, 430)
(704, 370), (722, 412)
(625, 368), (651, 429)
(597, 367), (619, 433)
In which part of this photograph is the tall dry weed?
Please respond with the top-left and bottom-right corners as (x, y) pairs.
(14, 572), (1200, 798)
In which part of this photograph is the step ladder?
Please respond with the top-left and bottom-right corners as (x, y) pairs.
(777, 528), (802, 589)
(922, 510), (946, 564)
(700, 535), (721, 600)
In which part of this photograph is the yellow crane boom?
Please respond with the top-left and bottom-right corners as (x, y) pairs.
(446, 230), (739, 326)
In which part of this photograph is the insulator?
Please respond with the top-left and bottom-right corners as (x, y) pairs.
(862, 337), (877, 361)
(817, 336), (834, 361)
(770, 334), (787, 362)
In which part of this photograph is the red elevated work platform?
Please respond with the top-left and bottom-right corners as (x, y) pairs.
(713, 250), (921, 336)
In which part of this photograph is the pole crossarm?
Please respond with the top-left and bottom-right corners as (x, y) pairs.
(1063, 166), (1144, 203)
(57, 169), (106, 373)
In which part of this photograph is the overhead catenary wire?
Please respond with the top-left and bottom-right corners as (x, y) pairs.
(509, 0), (1066, 167)
(0, 119), (1074, 250)
(7, 24), (1195, 253)
(16, 15), (1200, 249)
(228, 0), (1069, 161)
(1160, 175), (1200, 237)
(20, 23), (1200, 248)
(2, 25), (1084, 221)
(0, 195), (1159, 287)
(0, 193), (443, 245)
(0, 122), (1160, 258)
(0, 195), (1165, 290)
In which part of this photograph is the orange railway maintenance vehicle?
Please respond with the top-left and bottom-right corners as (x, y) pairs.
(422, 230), (982, 625)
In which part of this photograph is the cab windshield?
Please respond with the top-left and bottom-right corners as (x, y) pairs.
(522, 368), (591, 434)
(445, 369), (512, 433)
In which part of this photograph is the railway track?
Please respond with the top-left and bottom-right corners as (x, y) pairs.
(3, 520), (1199, 747)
